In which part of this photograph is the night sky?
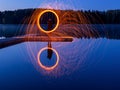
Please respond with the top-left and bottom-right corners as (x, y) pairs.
(0, 0), (120, 11)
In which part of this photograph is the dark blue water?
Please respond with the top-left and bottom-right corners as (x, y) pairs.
(0, 37), (120, 90)
(40, 48), (57, 67)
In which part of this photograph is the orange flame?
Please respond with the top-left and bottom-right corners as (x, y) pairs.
(37, 10), (59, 33)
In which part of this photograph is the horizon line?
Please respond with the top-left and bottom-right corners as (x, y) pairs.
(1, 8), (120, 12)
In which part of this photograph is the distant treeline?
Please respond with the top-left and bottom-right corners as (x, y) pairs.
(0, 8), (120, 24)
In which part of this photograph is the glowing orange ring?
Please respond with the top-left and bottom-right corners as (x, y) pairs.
(37, 10), (59, 33)
(37, 47), (59, 71)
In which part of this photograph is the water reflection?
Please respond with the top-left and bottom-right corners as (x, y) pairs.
(25, 37), (101, 77)
(47, 42), (53, 59)
(37, 42), (59, 71)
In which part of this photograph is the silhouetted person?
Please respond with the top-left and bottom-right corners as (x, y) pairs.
(47, 18), (53, 31)
(47, 42), (53, 60)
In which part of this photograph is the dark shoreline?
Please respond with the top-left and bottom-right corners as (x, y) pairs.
(0, 8), (120, 24)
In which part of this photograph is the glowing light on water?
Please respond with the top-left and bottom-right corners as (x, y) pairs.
(22, 0), (103, 77)
(37, 47), (59, 71)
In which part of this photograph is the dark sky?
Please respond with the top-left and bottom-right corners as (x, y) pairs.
(0, 0), (120, 11)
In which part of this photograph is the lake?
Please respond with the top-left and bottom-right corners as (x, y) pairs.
(0, 24), (120, 90)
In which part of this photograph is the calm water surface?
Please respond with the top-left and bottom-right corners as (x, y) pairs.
(0, 37), (120, 90)
(0, 24), (120, 90)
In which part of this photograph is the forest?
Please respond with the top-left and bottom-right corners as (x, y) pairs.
(0, 8), (120, 24)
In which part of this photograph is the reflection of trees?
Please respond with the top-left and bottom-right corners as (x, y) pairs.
(47, 42), (53, 60)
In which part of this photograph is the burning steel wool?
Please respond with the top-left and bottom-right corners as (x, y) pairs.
(22, 1), (102, 77)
